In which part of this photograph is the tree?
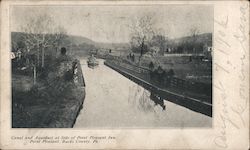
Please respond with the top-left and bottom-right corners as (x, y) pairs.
(20, 13), (67, 85)
(129, 14), (155, 58)
(189, 26), (200, 53)
(21, 13), (67, 68)
(190, 26), (200, 38)
(150, 34), (167, 55)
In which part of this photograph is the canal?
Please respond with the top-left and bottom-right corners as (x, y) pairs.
(74, 59), (212, 128)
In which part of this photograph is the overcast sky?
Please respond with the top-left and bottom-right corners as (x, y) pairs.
(11, 5), (213, 43)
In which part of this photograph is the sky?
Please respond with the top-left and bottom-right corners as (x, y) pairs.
(11, 5), (213, 43)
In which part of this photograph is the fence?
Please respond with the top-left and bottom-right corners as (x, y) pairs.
(104, 60), (212, 116)
(108, 57), (151, 74)
(170, 77), (211, 97)
(106, 57), (211, 97)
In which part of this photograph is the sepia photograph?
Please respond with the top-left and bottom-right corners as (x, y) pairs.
(10, 5), (213, 128)
(1, 0), (249, 149)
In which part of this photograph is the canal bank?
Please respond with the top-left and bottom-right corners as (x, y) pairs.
(104, 60), (212, 117)
(12, 59), (86, 128)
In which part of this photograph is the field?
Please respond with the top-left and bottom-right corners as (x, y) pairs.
(117, 53), (212, 84)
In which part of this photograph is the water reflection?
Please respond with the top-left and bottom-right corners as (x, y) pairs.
(128, 84), (155, 113)
(74, 58), (212, 128)
(128, 83), (167, 113)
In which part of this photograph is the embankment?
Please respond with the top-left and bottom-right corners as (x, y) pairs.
(12, 59), (86, 128)
(104, 60), (212, 117)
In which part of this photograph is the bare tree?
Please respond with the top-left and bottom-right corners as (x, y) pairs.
(189, 26), (200, 53)
(20, 13), (67, 84)
(21, 13), (67, 68)
(129, 14), (156, 58)
(190, 26), (200, 37)
(150, 28), (168, 56)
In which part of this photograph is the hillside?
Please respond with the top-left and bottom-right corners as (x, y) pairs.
(167, 33), (212, 53)
(66, 35), (96, 46)
(11, 32), (129, 52)
(170, 33), (212, 45)
(11, 32), (212, 56)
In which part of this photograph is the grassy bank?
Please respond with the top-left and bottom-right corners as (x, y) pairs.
(12, 58), (85, 128)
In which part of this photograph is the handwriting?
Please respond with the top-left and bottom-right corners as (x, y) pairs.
(213, 14), (231, 148)
(214, 81), (240, 148)
(231, 3), (248, 127)
(214, 3), (249, 148)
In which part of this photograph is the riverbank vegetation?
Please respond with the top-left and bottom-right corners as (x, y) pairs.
(11, 13), (85, 128)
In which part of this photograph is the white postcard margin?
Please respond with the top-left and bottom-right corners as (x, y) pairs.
(0, 0), (249, 149)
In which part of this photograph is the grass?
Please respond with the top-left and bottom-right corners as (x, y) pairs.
(12, 57), (85, 128)
(123, 54), (212, 83)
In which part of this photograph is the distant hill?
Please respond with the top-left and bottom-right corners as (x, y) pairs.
(66, 35), (129, 50)
(66, 35), (96, 46)
(167, 33), (212, 53)
(11, 32), (129, 52)
(11, 32), (212, 55)
(95, 42), (130, 50)
(169, 33), (212, 46)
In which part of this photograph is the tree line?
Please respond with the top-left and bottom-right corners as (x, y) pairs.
(128, 14), (211, 57)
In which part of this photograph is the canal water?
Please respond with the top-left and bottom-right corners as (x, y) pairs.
(74, 59), (212, 128)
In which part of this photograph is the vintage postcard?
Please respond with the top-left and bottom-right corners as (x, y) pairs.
(0, 0), (249, 149)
